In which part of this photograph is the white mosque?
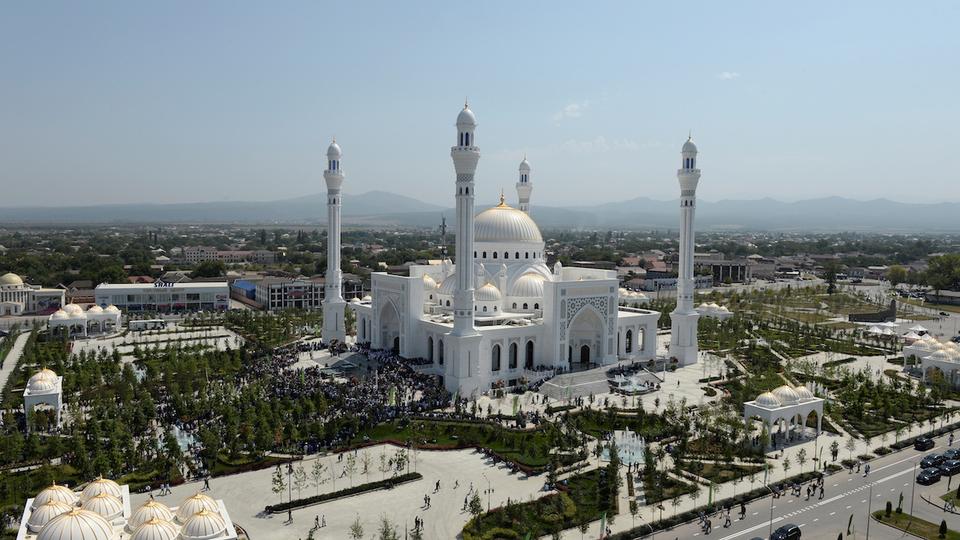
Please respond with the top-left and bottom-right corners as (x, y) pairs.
(341, 104), (701, 396)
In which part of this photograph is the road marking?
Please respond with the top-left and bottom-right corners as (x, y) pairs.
(846, 505), (852, 509)
(830, 512), (836, 516)
(752, 512), (758, 516)
(716, 516), (784, 540)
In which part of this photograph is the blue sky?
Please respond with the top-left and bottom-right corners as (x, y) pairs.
(1, 1), (957, 207)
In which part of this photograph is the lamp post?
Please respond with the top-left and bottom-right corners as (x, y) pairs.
(910, 461), (918, 520)
(764, 483), (775, 539)
(865, 482), (874, 539)
(287, 462), (294, 521)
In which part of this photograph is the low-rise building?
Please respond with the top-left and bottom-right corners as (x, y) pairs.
(0, 273), (64, 316)
(94, 282), (229, 312)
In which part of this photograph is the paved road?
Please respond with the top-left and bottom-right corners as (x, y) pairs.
(649, 430), (960, 540)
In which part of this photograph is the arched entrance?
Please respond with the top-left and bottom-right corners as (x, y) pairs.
(524, 341), (534, 369)
(379, 300), (401, 354)
(568, 306), (604, 369)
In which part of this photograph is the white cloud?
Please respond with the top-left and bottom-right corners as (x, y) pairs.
(552, 100), (590, 123)
(718, 71), (741, 80)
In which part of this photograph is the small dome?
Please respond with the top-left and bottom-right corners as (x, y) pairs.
(180, 509), (227, 540)
(456, 105), (477, 128)
(127, 500), (174, 531)
(0, 272), (23, 286)
(104, 305), (121, 314)
(350, 297), (361, 304)
(131, 518), (180, 540)
(510, 273), (545, 298)
(794, 385), (815, 401)
(929, 350), (952, 361)
(755, 392), (781, 408)
(86, 305), (103, 314)
(422, 274), (438, 291)
(772, 385), (800, 405)
(63, 304), (84, 316)
(519, 157), (531, 172)
(33, 484), (77, 509)
(476, 283), (502, 302)
(81, 493), (123, 520)
(475, 202), (543, 244)
(27, 371), (58, 393)
(80, 477), (121, 502)
(50, 309), (69, 320)
(326, 140), (342, 159)
(682, 136), (698, 154)
(437, 274), (455, 296)
(37, 509), (113, 540)
(913, 340), (932, 352)
(176, 493), (219, 524)
(28, 500), (74, 532)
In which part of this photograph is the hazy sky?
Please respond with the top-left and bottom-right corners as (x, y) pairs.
(1, 2), (957, 208)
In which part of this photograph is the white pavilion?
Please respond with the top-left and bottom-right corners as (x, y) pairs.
(47, 304), (121, 337)
(23, 368), (62, 432)
(743, 384), (824, 446)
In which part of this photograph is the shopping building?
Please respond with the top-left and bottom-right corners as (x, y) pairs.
(94, 282), (229, 313)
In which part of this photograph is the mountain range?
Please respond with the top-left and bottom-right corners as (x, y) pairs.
(2, 191), (957, 232)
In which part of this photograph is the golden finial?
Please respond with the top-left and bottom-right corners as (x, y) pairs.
(464, 97), (469, 109)
(498, 190), (506, 206)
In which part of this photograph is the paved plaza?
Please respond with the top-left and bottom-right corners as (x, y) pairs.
(131, 445), (546, 540)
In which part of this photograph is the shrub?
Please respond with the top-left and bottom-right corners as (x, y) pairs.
(263, 472), (422, 512)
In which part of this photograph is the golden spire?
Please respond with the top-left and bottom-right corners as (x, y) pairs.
(498, 190), (506, 206)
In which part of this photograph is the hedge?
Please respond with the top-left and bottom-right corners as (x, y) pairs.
(264, 472), (422, 513)
(890, 420), (960, 450)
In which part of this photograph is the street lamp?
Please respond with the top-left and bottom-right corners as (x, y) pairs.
(287, 462), (294, 522)
(865, 482), (874, 539)
(910, 460), (918, 520)
(482, 472), (492, 512)
(763, 483), (775, 539)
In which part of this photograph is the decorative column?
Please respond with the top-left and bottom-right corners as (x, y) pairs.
(322, 139), (346, 344)
(445, 102), (483, 396)
(669, 136), (701, 365)
(516, 156), (532, 213)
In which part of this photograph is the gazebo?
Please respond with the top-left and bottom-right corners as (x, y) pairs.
(743, 384), (824, 446)
(23, 368), (63, 431)
(48, 304), (121, 336)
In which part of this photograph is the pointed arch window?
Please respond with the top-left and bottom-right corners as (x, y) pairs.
(492, 345), (501, 371)
(509, 343), (518, 369)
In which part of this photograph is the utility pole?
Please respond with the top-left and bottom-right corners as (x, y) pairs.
(866, 482), (873, 539)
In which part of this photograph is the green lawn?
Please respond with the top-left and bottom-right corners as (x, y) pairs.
(355, 419), (579, 470)
(462, 469), (615, 539)
(679, 461), (765, 484)
(642, 470), (696, 505)
(873, 510), (960, 539)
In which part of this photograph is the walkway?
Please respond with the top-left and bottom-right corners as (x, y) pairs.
(0, 332), (29, 393)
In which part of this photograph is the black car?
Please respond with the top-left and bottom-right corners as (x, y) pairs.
(921, 453), (945, 468)
(915, 437), (935, 451)
(940, 460), (960, 477)
(771, 523), (802, 540)
(918, 467), (942, 485)
(943, 448), (960, 461)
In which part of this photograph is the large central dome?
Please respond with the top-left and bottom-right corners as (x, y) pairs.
(475, 200), (543, 244)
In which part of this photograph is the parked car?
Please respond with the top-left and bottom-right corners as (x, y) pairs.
(942, 448), (960, 461)
(940, 460), (960, 477)
(771, 523), (802, 540)
(915, 437), (935, 451)
(941, 312), (950, 317)
(921, 453), (945, 469)
(918, 467), (942, 485)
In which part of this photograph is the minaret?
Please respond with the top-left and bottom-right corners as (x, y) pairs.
(322, 139), (346, 344)
(516, 156), (532, 213)
(450, 102), (480, 337)
(669, 135), (701, 365)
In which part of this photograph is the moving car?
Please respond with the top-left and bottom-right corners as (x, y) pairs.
(918, 467), (942, 485)
(940, 460), (960, 477)
(943, 448), (960, 461)
(771, 523), (802, 540)
(915, 437), (935, 451)
(921, 453), (945, 469)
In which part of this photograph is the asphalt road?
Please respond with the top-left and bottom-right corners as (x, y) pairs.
(650, 430), (960, 540)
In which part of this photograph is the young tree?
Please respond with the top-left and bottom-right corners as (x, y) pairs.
(349, 516), (364, 540)
(376, 516), (400, 540)
(293, 463), (308, 499)
(845, 436), (857, 462)
(361, 451), (372, 479)
(345, 453), (358, 487)
(310, 459), (327, 496)
(797, 448), (808, 474)
(469, 492), (484, 525)
(271, 466), (286, 504)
